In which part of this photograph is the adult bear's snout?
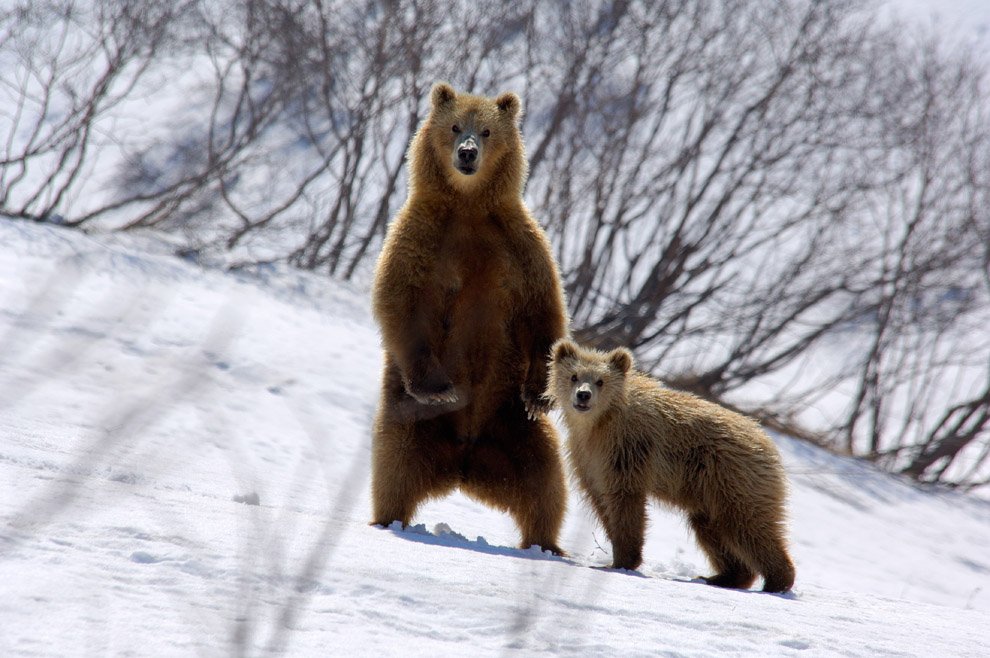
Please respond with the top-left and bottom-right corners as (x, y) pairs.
(458, 145), (478, 164)
(457, 135), (479, 171)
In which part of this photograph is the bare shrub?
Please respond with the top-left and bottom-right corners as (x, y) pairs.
(2, 0), (988, 487)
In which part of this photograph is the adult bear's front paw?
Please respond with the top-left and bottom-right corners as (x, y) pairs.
(522, 390), (552, 420)
(405, 373), (459, 405)
(415, 386), (460, 405)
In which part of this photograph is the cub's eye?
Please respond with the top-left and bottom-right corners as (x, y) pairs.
(452, 125), (461, 133)
(570, 374), (578, 383)
(595, 380), (604, 388)
(481, 128), (491, 138)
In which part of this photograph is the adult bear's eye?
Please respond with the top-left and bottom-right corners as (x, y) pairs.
(595, 380), (604, 387)
(481, 128), (491, 138)
(452, 125), (461, 133)
(570, 374), (578, 382)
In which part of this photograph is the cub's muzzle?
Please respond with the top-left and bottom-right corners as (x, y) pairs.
(573, 383), (592, 412)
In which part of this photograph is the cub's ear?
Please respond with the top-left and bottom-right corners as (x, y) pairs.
(495, 91), (521, 121)
(551, 338), (579, 363)
(608, 348), (633, 374)
(431, 82), (456, 110)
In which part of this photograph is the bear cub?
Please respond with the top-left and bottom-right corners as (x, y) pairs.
(548, 339), (795, 593)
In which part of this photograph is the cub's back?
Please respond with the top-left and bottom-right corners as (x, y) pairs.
(613, 373), (782, 500)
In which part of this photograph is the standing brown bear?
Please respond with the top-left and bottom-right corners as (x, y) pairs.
(370, 83), (569, 554)
(547, 339), (796, 592)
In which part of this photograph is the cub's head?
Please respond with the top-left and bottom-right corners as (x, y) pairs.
(547, 339), (633, 420)
(410, 82), (525, 196)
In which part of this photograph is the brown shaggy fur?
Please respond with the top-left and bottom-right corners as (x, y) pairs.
(548, 339), (796, 592)
(370, 83), (569, 553)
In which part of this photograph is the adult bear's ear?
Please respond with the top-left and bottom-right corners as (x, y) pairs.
(551, 338), (579, 363)
(495, 91), (521, 121)
(431, 82), (456, 110)
(608, 348), (633, 374)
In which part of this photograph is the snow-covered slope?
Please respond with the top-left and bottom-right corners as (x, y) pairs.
(1, 220), (988, 656)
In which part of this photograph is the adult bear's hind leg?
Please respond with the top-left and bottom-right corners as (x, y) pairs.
(461, 413), (567, 555)
(370, 411), (462, 528)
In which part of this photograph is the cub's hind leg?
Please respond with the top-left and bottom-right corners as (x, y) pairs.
(689, 512), (757, 590)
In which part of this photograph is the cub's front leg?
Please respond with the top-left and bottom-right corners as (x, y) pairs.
(601, 489), (648, 571)
(581, 482), (646, 571)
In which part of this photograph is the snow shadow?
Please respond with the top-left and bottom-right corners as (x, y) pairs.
(382, 521), (572, 563)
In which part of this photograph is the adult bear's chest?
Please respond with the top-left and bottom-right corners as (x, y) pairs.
(435, 217), (524, 318)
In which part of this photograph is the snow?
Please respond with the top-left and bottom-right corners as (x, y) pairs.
(1, 220), (988, 657)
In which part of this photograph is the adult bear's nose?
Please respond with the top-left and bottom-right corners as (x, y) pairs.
(457, 134), (479, 165)
(576, 389), (591, 403)
(458, 145), (477, 164)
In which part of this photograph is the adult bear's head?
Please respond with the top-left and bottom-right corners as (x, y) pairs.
(408, 82), (527, 200)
